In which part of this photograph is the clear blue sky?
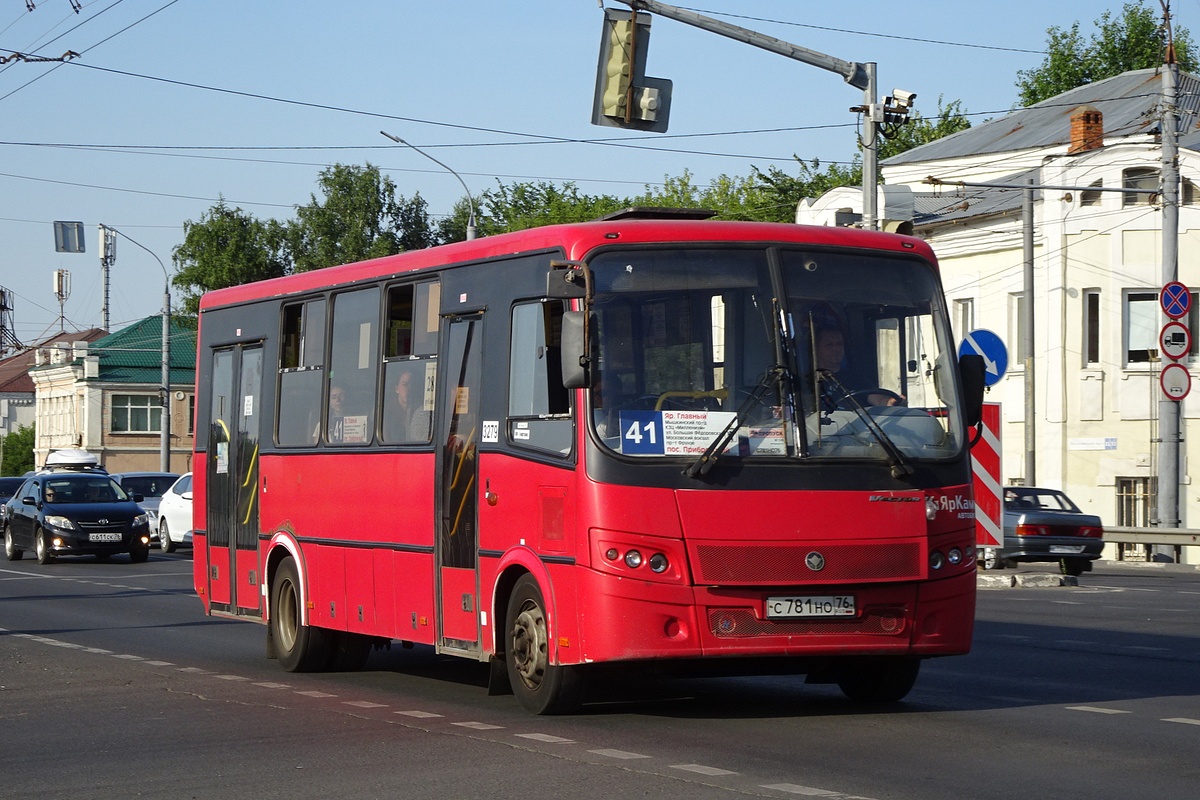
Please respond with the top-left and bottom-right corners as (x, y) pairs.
(0, 0), (1179, 343)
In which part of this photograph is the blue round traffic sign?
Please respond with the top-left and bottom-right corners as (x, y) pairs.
(1162, 281), (1191, 319)
(958, 329), (1008, 387)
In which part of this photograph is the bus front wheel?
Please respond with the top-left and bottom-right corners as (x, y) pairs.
(270, 557), (333, 672)
(836, 656), (921, 703)
(505, 575), (581, 715)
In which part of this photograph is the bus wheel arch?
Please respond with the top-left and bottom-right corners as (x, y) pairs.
(504, 573), (581, 715)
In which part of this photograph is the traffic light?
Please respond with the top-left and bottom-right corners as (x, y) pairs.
(591, 8), (671, 133)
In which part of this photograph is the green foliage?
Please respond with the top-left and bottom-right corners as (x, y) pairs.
(171, 201), (290, 315)
(879, 97), (972, 160)
(474, 181), (627, 234)
(1017, 2), (1196, 106)
(1, 424), (34, 476)
(290, 163), (436, 272)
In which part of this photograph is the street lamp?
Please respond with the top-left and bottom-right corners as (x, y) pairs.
(99, 225), (171, 473)
(380, 130), (477, 240)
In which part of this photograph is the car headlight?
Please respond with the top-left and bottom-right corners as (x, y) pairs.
(133, 513), (150, 527)
(44, 515), (77, 531)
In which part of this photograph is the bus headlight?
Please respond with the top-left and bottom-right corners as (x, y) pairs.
(624, 550), (643, 569)
(649, 553), (669, 573)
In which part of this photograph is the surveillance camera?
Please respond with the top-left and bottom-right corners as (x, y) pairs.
(891, 89), (916, 108)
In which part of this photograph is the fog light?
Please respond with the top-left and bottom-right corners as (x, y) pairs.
(605, 548), (619, 561)
(964, 545), (975, 561)
(649, 552), (669, 573)
(947, 547), (963, 565)
(624, 550), (643, 568)
(930, 551), (945, 570)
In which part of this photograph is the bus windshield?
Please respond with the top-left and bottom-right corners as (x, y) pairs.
(588, 245), (965, 462)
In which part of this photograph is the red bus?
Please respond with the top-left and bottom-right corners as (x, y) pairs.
(191, 212), (986, 714)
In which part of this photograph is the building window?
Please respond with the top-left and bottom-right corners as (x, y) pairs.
(111, 394), (161, 433)
(1081, 180), (1103, 207)
(1009, 292), (1028, 363)
(1084, 289), (1100, 365)
(1124, 291), (1159, 364)
(1122, 167), (1159, 206)
(1184, 178), (1196, 205)
(953, 298), (974, 342)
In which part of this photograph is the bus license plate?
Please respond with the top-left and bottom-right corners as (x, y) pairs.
(766, 595), (855, 619)
(88, 533), (122, 542)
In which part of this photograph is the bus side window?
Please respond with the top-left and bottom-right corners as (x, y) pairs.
(508, 300), (572, 455)
(277, 298), (325, 446)
(382, 281), (438, 445)
(327, 287), (380, 445)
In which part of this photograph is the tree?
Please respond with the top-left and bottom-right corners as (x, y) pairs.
(172, 201), (290, 315)
(1017, 2), (1196, 106)
(289, 163), (437, 273)
(879, 97), (972, 160)
(474, 181), (627, 234)
(1, 424), (34, 476)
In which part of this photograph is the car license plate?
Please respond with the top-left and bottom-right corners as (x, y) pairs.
(88, 533), (122, 542)
(1050, 545), (1086, 554)
(765, 595), (855, 619)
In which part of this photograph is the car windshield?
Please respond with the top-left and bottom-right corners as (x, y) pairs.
(43, 476), (130, 504)
(586, 245), (966, 463)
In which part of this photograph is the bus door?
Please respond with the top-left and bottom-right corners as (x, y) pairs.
(435, 314), (483, 654)
(205, 344), (264, 618)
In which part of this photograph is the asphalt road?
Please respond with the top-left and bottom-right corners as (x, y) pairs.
(1, 554), (1197, 800)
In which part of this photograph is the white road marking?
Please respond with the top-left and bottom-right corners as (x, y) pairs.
(1066, 706), (1131, 714)
(671, 764), (737, 776)
(396, 710), (443, 718)
(515, 733), (574, 744)
(453, 721), (503, 730)
(589, 748), (651, 759)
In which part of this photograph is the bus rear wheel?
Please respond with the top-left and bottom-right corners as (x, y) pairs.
(271, 556), (333, 672)
(505, 575), (581, 715)
(836, 656), (921, 703)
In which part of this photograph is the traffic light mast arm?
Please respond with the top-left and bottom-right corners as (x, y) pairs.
(612, 0), (868, 89)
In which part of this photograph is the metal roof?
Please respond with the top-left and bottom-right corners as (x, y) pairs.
(884, 68), (1200, 166)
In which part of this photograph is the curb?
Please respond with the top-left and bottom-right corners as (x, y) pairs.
(977, 573), (1078, 589)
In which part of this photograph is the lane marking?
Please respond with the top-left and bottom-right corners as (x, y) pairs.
(1066, 706), (1131, 714)
(396, 710), (443, 718)
(454, 721), (503, 730)
(1162, 717), (1200, 726)
(671, 764), (737, 776)
(296, 690), (336, 698)
(760, 786), (853, 797)
(590, 748), (651, 759)
(516, 733), (574, 744)
(254, 682), (291, 689)
(214, 674), (249, 681)
(344, 701), (388, 708)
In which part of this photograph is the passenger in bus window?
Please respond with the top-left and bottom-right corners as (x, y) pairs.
(327, 385), (347, 442)
(385, 365), (419, 443)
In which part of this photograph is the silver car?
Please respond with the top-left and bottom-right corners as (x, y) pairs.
(982, 487), (1105, 576)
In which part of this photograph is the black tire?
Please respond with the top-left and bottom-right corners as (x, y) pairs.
(327, 632), (373, 671)
(4, 528), (23, 561)
(159, 520), (177, 553)
(129, 543), (150, 563)
(1060, 558), (1085, 577)
(270, 556), (333, 672)
(836, 657), (921, 703)
(505, 574), (581, 715)
(35, 528), (54, 565)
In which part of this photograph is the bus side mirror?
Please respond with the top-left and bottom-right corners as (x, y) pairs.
(546, 264), (589, 299)
(960, 354), (985, 428)
(560, 310), (594, 390)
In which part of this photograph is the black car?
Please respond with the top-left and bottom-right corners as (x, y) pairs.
(2, 473), (152, 564)
(981, 486), (1105, 576)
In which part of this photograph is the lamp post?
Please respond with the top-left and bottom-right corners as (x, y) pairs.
(380, 130), (477, 240)
(99, 225), (171, 473)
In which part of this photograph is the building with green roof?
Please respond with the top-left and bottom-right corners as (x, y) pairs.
(29, 315), (197, 473)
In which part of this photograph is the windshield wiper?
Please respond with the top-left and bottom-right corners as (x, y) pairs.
(683, 365), (788, 478)
(817, 370), (914, 479)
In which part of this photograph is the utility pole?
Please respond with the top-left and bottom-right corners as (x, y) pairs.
(1157, 51), (1182, 534)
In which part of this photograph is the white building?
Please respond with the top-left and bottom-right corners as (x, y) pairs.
(798, 69), (1200, 563)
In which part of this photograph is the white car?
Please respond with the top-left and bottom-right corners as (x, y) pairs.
(156, 473), (193, 553)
